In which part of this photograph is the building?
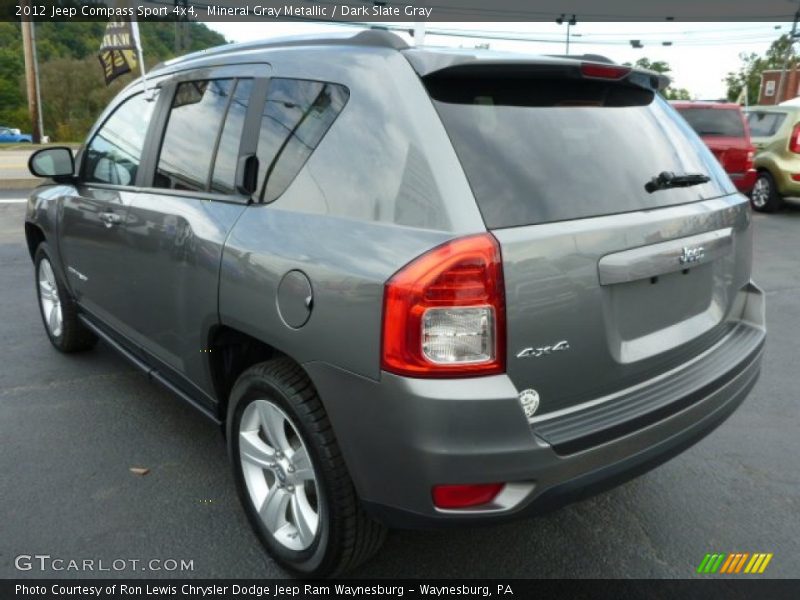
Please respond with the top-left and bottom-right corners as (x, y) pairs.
(758, 68), (800, 104)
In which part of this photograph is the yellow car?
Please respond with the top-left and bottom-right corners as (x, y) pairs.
(747, 104), (800, 212)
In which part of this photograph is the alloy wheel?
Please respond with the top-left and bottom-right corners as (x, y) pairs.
(38, 258), (63, 338)
(751, 177), (770, 209)
(239, 399), (320, 551)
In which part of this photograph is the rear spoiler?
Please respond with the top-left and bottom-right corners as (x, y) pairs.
(406, 52), (670, 93)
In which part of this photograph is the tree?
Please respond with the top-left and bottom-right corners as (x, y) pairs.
(724, 34), (798, 103)
(623, 57), (693, 100)
(0, 21), (226, 139)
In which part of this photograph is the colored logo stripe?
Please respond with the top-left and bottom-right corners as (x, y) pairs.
(699, 553), (773, 574)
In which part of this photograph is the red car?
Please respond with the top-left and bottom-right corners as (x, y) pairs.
(672, 102), (757, 194)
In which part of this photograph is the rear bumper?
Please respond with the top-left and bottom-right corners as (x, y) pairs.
(729, 170), (757, 194)
(305, 283), (766, 528)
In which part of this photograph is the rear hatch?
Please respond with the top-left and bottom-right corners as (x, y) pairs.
(746, 109), (789, 152)
(423, 61), (751, 415)
(675, 105), (753, 174)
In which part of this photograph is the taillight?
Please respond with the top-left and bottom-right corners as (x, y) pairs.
(432, 483), (505, 509)
(381, 233), (506, 378)
(580, 63), (631, 80)
(790, 124), (800, 153)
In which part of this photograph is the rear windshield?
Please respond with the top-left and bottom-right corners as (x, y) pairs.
(427, 75), (728, 229)
(746, 111), (787, 137)
(676, 107), (745, 137)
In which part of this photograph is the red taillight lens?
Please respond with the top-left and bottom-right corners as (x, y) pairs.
(790, 124), (800, 153)
(381, 233), (506, 378)
(580, 63), (631, 80)
(433, 483), (505, 509)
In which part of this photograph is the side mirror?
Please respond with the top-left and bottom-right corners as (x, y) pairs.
(28, 147), (75, 182)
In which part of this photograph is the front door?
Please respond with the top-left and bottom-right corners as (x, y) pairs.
(59, 90), (161, 340)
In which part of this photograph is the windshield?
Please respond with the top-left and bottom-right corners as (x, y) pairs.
(676, 107), (746, 137)
(427, 75), (730, 229)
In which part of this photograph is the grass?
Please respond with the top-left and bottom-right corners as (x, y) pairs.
(0, 142), (81, 151)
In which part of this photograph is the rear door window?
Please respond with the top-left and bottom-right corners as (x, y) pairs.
(746, 111), (787, 137)
(255, 78), (349, 203)
(155, 79), (234, 192)
(211, 79), (253, 194)
(427, 75), (728, 229)
(676, 107), (745, 137)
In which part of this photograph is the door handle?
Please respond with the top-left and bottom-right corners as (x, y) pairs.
(99, 212), (122, 228)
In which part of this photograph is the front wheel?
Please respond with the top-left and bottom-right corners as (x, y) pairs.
(34, 242), (97, 352)
(750, 171), (784, 213)
(227, 358), (386, 577)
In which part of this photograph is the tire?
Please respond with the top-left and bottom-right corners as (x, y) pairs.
(750, 171), (784, 213)
(34, 242), (97, 352)
(227, 358), (386, 577)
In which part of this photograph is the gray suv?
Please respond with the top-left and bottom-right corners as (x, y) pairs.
(24, 31), (765, 577)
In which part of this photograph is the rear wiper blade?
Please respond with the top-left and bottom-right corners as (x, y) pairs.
(645, 171), (710, 193)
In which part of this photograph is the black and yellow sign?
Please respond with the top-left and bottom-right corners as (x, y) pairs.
(98, 20), (138, 85)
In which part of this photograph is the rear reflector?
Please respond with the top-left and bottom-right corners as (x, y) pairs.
(581, 63), (631, 80)
(791, 174), (800, 182)
(432, 483), (504, 509)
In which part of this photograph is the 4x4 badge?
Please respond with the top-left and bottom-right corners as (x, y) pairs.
(516, 340), (570, 359)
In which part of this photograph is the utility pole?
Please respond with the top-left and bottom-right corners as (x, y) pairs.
(556, 14), (577, 55)
(777, 7), (800, 104)
(20, 0), (43, 143)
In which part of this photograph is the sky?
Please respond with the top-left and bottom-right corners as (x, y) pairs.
(206, 21), (789, 99)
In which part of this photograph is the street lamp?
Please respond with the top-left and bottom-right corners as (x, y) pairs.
(556, 14), (577, 54)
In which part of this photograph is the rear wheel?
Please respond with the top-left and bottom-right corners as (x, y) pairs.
(750, 171), (783, 212)
(227, 358), (386, 577)
(34, 243), (97, 352)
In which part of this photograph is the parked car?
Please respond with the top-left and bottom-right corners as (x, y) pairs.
(745, 104), (800, 212)
(0, 126), (32, 143)
(672, 101), (757, 196)
(24, 31), (766, 577)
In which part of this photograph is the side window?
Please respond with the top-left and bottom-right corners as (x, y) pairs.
(154, 79), (234, 192)
(256, 78), (349, 202)
(83, 91), (159, 186)
(211, 79), (252, 194)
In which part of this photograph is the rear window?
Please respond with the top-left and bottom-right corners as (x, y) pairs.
(676, 107), (745, 137)
(746, 111), (787, 137)
(428, 75), (727, 229)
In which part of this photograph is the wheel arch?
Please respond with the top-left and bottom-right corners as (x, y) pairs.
(207, 325), (315, 426)
(24, 221), (46, 260)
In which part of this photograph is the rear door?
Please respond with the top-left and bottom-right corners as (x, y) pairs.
(427, 67), (751, 415)
(122, 67), (267, 403)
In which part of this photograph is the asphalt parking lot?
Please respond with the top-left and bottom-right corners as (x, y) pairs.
(0, 187), (798, 579)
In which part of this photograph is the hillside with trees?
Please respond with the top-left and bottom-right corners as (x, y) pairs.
(0, 21), (226, 141)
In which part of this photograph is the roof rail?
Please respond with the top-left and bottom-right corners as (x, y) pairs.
(154, 30), (408, 71)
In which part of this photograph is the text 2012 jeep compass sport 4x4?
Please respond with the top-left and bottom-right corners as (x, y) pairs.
(24, 31), (765, 577)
